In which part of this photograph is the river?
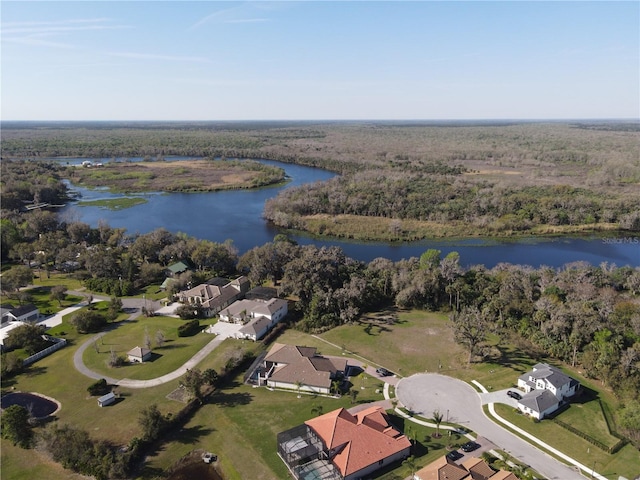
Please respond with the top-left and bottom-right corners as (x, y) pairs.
(58, 158), (639, 269)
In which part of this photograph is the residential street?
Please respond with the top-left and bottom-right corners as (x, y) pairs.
(396, 373), (585, 480)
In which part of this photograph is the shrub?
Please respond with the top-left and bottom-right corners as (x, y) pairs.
(87, 378), (110, 396)
(177, 320), (201, 337)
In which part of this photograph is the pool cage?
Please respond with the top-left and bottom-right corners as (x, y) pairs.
(277, 424), (342, 480)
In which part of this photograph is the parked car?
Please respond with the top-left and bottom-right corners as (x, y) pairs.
(461, 441), (480, 452)
(376, 367), (392, 376)
(507, 390), (522, 400)
(446, 450), (464, 461)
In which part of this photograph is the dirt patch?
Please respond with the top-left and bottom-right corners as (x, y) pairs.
(165, 450), (223, 480)
(166, 386), (191, 403)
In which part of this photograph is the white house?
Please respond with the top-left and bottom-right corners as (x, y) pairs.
(220, 298), (288, 341)
(127, 346), (152, 363)
(516, 363), (580, 419)
(98, 392), (116, 407)
(1, 304), (40, 324)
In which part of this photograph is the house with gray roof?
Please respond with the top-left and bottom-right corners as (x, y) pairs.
(260, 343), (347, 394)
(515, 363), (580, 419)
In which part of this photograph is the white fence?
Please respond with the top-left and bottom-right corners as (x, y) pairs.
(23, 336), (67, 366)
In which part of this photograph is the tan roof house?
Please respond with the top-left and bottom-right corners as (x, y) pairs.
(260, 343), (347, 395)
(414, 456), (521, 480)
(278, 406), (411, 480)
(220, 297), (288, 341)
(178, 276), (249, 317)
(127, 346), (152, 363)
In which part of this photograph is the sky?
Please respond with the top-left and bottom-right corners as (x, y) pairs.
(1, 1), (638, 121)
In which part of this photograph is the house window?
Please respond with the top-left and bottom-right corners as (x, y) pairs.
(378, 459), (384, 466)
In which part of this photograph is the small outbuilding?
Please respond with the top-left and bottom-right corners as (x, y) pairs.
(127, 346), (152, 363)
(98, 392), (116, 407)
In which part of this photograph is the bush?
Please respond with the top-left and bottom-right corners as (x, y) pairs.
(87, 378), (110, 396)
(70, 310), (107, 333)
(177, 320), (201, 337)
(176, 304), (202, 320)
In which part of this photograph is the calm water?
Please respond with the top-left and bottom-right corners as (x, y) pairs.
(58, 158), (639, 269)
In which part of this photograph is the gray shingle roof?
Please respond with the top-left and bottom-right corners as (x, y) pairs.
(519, 389), (558, 414)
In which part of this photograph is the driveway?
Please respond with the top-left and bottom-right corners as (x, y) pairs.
(396, 373), (584, 480)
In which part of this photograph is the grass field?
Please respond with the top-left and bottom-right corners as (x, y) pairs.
(82, 316), (211, 380)
(2, 303), (638, 480)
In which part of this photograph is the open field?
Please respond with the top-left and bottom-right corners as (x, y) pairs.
(66, 159), (285, 193)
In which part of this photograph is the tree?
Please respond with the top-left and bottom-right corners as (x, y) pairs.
(1, 265), (33, 292)
(49, 285), (67, 306)
(349, 389), (359, 404)
(1, 405), (33, 448)
(180, 368), (207, 403)
(295, 380), (304, 398)
(155, 330), (165, 348)
(431, 409), (444, 438)
(3, 324), (48, 355)
(107, 296), (122, 320)
(451, 305), (489, 363)
(70, 310), (106, 333)
(403, 455), (417, 476)
(331, 379), (341, 396)
(311, 404), (324, 417)
(138, 404), (167, 442)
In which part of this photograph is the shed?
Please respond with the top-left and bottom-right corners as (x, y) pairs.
(98, 392), (116, 407)
(127, 346), (152, 363)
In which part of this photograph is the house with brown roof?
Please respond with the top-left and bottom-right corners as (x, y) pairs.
(413, 455), (521, 480)
(177, 276), (250, 317)
(278, 406), (411, 480)
(260, 343), (347, 394)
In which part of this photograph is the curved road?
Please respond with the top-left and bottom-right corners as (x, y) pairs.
(73, 298), (225, 389)
(397, 373), (584, 480)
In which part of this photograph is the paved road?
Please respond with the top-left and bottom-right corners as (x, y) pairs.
(396, 373), (584, 480)
(72, 298), (225, 389)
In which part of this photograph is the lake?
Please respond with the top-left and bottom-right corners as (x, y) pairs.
(58, 158), (639, 269)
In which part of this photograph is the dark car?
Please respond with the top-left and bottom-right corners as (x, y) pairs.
(446, 450), (464, 461)
(376, 367), (392, 376)
(507, 390), (522, 400)
(461, 441), (480, 452)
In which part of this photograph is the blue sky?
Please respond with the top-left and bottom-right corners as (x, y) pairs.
(2, 1), (638, 120)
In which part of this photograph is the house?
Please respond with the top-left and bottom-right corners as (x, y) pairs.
(166, 261), (191, 277)
(260, 343), (347, 394)
(219, 297), (288, 341)
(127, 346), (152, 363)
(98, 392), (116, 407)
(414, 455), (520, 480)
(516, 363), (580, 419)
(1, 304), (40, 324)
(178, 276), (250, 317)
(278, 406), (411, 480)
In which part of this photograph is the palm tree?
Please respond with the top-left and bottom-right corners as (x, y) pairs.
(360, 363), (368, 389)
(403, 455), (417, 478)
(431, 409), (444, 438)
(294, 380), (303, 398)
(331, 379), (341, 396)
(311, 404), (323, 416)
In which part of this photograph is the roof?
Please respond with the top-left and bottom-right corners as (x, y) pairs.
(414, 455), (470, 480)
(265, 343), (347, 389)
(179, 277), (248, 311)
(167, 261), (190, 274)
(305, 406), (410, 477)
(5, 304), (39, 317)
(127, 346), (151, 358)
(98, 392), (116, 402)
(461, 457), (495, 480)
(518, 389), (558, 413)
(488, 471), (520, 480)
(222, 298), (286, 319)
(528, 363), (575, 389)
(238, 315), (271, 337)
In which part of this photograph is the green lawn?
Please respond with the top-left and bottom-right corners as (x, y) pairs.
(82, 316), (212, 380)
(494, 404), (640, 479)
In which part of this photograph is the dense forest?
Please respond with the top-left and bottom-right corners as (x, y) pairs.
(2, 121), (639, 240)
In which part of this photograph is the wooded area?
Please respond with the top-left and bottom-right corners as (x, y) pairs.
(2, 120), (638, 240)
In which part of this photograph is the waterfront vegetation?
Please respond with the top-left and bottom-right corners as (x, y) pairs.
(77, 197), (148, 210)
